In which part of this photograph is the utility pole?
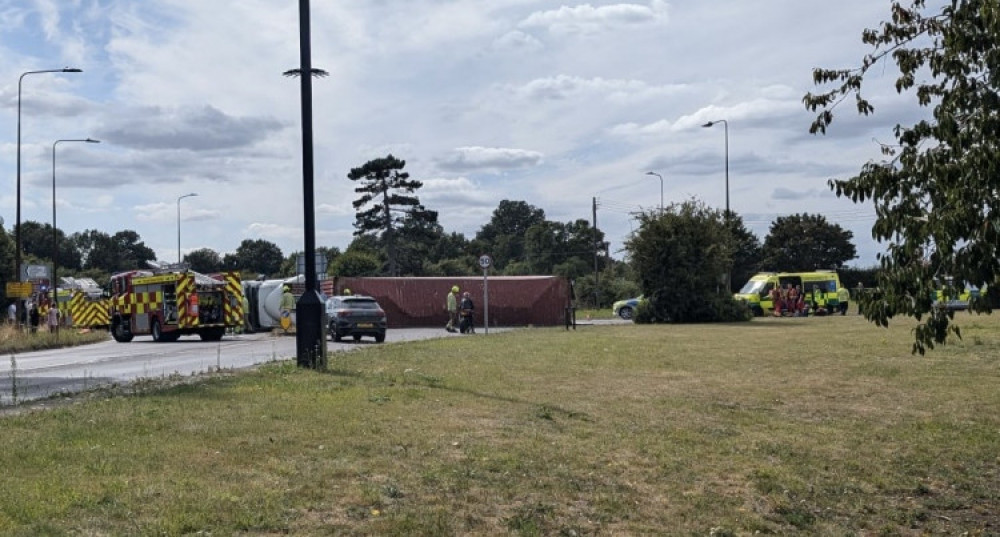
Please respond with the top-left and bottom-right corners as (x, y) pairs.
(593, 197), (600, 309)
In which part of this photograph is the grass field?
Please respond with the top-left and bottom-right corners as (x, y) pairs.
(2, 313), (999, 535)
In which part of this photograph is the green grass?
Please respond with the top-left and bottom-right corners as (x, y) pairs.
(1, 324), (109, 354)
(2, 314), (1000, 535)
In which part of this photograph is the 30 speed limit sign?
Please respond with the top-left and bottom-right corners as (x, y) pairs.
(478, 254), (493, 270)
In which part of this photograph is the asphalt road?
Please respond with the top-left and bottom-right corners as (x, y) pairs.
(0, 326), (496, 405)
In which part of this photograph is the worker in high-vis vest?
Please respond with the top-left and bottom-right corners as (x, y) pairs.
(836, 286), (850, 316)
(280, 285), (295, 331)
(811, 284), (828, 315)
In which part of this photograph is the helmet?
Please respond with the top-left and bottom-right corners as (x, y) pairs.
(342, 288), (352, 295)
(282, 285), (290, 292)
(451, 285), (459, 293)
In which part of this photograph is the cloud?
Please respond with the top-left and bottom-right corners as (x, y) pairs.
(437, 147), (544, 172)
(519, 0), (668, 34)
(97, 104), (286, 151)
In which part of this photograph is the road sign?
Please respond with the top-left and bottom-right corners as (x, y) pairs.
(5, 281), (33, 298)
(478, 254), (493, 270)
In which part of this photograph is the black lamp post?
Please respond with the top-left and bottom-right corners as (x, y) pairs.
(284, 0), (328, 369)
(15, 67), (82, 327)
(52, 138), (99, 335)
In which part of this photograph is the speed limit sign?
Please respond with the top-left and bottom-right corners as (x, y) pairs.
(478, 254), (493, 269)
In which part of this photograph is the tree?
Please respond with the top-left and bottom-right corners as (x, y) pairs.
(760, 213), (856, 271)
(0, 220), (15, 291)
(16, 220), (82, 271)
(804, 0), (1000, 352)
(329, 250), (382, 277)
(74, 229), (155, 273)
(230, 239), (284, 276)
(184, 248), (223, 273)
(347, 154), (437, 276)
(625, 201), (748, 323)
(475, 200), (546, 270)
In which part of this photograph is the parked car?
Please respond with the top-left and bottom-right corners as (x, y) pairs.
(325, 295), (387, 343)
(612, 296), (642, 320)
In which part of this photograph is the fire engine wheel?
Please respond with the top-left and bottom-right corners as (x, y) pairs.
(151, 321), (166, 342)
(199, 327), (226, 341)
(112, 322), (134, 343)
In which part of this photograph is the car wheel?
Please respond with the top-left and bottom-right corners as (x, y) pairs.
(331, 328), (342, 342)
(353, 334), (362, 342)
(375, 333), (385, 343)
(618, 306), (633, 320)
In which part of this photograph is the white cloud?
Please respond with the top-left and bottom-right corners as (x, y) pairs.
(437, 147), (544, 172)
(519, 0), (668, 35)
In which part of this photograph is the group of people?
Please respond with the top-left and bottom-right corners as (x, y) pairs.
(769, 283), (851, 317)
(5, 299), (63, 333)
(444, 286), (476, 334)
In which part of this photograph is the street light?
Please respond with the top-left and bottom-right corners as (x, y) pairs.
(701, 120), (729, 217)
(52, 138), (99, 335)
(177, 193), (198, 264)
(645, 171), (663, 214)
(702, 119), (731, 292)
(15, 67), (82, 327)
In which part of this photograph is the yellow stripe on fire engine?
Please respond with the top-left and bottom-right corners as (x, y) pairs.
(177, 273), (196, 328)
(132, 273), (182, 286)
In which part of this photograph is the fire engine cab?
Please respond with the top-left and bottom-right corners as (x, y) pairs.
(108, 268), (243, 343)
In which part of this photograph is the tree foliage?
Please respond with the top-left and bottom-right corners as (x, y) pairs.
(804, 0), (1000, 353)
(625, 201), (749, 323)
(347, 154), (437, 276)
(475, 200), (546, 270)
(184, 248), (223, 273)
(760, 213), (857, 272)
(230, 239), (284, 277)
(727, 213), (762, 293)
(72, 229), (155, 273)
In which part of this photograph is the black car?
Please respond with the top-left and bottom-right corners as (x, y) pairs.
(325, 295), (387, 343)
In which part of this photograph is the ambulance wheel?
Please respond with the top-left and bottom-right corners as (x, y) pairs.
(152, 320), (165, 342)
(111, 320), (133, 343)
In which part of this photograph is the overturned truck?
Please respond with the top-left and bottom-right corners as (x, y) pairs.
(330, 276), (574, 328)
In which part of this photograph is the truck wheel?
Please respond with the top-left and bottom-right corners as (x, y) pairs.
(152, 320), (165, 342)
(111, 320), (134, 343)
(199, 327), (225, 341)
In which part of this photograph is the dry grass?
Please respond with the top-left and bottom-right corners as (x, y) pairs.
(2, 313), (999, 535)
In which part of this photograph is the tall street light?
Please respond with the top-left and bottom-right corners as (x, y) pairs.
(702, 119), (731, 292)
(52, 138), (100, 335)
(177, 193), (198, 264)
(284, 0), (329, 369)
(701, 119), (729, 217)
(645, 171), (663, 214)
(15, 67), (82, 326)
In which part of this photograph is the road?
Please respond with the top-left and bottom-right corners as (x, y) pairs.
(0, 327), (496, 405)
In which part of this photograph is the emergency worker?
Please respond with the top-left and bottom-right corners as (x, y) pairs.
(242, 293), (252, 333)
(787, 285), (800, 316)
(280, 285), (295, 330)
(836, 286), (850, 316)
(459, 291), (475, 334)
(769, 286), (781, 316)
(342, 288), (352, 296)
(811, 284), (827, 315)
(445, 285), (459, 332)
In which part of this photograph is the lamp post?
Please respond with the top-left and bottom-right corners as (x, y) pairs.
(645, 171), (663, 214)
(701, 120), (729, 217)
(52, 138), (99, 335)
(177, 193), (198, 264)
(284, 0), (330, 369)
(702, 119), (731, 292)
(15, 67), (82, 327)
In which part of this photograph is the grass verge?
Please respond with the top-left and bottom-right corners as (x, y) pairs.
(1, 314), (999, 535)
(1, 324), (109, 354)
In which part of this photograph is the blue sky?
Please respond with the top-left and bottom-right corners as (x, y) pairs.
(1, 1), (931, 269)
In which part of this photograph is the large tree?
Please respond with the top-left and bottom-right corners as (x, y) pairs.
(229, 239), (284, 277)
(17, 221), (82, 272)
(475, 200), (546, 270)
(73, 230), (156, 273)
(760, 213), (856, 271)
(625, 201), (748, 323)
(347, 154), (437, 276)
(804, 0), (1000, 352)
(184, 248), (223, 274)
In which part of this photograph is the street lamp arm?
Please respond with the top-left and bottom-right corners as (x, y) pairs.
(177, 193), (198, 264)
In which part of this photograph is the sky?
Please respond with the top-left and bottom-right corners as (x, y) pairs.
(1, 1), (933, 270)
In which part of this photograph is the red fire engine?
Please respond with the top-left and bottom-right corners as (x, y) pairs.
(108, 268), (243, 342)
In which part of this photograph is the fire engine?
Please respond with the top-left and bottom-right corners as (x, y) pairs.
(108, 268), (243, 342)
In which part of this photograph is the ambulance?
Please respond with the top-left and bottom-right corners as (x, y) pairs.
(735, 271), (843, 316)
